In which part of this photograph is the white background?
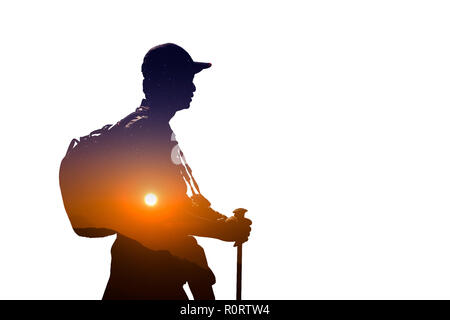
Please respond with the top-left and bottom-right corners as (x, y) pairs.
(1, 1), (450, 299)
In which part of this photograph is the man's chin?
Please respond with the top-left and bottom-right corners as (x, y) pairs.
(177, 102), (191, 111)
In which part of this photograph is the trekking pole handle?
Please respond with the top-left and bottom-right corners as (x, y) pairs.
(233, 208), (247, 219)
(233, 208), (248, 247)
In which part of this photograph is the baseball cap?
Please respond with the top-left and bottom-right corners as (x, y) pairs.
(142, 43), (211, 79)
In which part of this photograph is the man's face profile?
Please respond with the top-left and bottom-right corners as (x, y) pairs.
(146, 71), (197, 114)
(170, 72), (196, 111)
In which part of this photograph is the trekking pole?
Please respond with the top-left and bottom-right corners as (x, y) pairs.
(233, 208), (248, 301)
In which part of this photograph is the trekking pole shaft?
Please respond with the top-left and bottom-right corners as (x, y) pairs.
(233, 208), (247, 301)
(237, 244), (242, 300)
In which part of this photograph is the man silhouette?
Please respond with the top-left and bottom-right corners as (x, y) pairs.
(59, 43), (252, 300)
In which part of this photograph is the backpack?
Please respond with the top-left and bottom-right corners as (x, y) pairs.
(59, 124), (118, 237)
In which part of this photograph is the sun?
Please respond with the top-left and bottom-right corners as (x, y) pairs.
(144, 193), (157, 206)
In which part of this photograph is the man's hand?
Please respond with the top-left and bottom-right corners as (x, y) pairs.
(216, 215), (252, 244)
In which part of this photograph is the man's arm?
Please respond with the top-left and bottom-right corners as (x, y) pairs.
(176, 196), (252, 244)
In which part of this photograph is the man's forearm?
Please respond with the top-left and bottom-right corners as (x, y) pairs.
(173, 214), (227, 240)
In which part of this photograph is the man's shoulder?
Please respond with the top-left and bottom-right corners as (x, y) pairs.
(64, 108), (145, 157)
(115, 107), (150, 130)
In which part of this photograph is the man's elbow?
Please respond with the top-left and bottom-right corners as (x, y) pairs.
(73, 227), (116, 238)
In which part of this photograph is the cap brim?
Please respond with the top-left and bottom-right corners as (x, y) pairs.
(193, 61), (212, 74)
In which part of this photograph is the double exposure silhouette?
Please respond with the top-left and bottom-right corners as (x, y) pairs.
(59, 43), (252, 300)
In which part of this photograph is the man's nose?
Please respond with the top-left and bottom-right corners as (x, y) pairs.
(191, 83), (196, 93)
